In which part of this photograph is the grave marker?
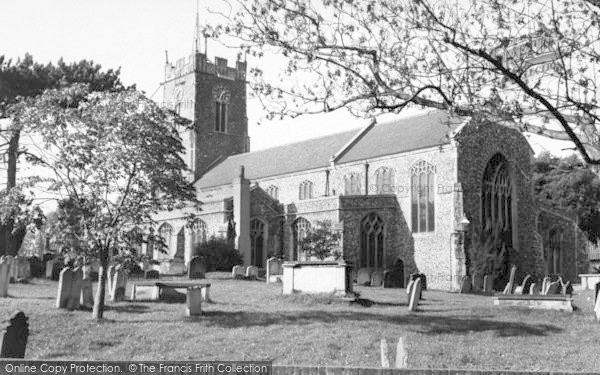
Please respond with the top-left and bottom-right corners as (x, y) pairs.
(67, 267), (83, 310)
(483, 275), (493, 294)
(0, 311), (28, 358)
(56, 268), (74, 309)
(80, 275), (94, 308)
(408, 278), (422, 312)
(370, 270), (384, 287)
(459, 275), (471, 294)
(188, 256), (206, 279)
(0, 258), (10, 298)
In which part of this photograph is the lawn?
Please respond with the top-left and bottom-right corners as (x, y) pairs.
(1, 273), (599, 371)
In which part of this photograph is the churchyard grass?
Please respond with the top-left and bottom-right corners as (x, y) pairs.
(1, 273), (599, 371)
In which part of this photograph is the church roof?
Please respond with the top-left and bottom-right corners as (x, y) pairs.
(196, 111), (465, 189)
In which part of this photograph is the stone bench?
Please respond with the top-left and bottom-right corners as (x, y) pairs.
(492, 295), (574, 312)
(131, 281), (211, 303)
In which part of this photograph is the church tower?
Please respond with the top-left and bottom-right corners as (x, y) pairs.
(162, 22), (249, 180)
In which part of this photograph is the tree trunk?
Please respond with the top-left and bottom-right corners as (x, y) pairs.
(1, 130), (20, 256)
(92, 247), (109, 320)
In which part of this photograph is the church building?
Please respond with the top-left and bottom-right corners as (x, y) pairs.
(151, 49), (587, 291)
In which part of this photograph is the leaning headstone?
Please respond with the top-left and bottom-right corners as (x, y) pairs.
(245, 266), (258, 280)
(541, 276), (551, 294)
(411, 273), (427, 290)
(519, 275), (533, 295)
(0, 311), (29, 358)
(266, 257), (283, 284)
(186, 286), (203, 316)
(405, 279), (415, 304)
(459, 275), (472, 294)
(408, 278), (422, 312)
(232, 265), (245, 279)
(472, 273), (483, 292)
(357, 268), (372, 286)
(395, 337), (408, 369)
(80, 275), (94, 308)
(67, 267), (83, 310)
(0, 258), (10, 298)
(563, 281), (573, 297)
(545, 281), (560, 295)
(188, 256), (206, 279)
(370, 270), (384, 287)
(529, 283), (541, 295)
(144, 270), (159, 279)
(56, 268), (74, 309)
(483, 275), (493, 294)
(503, 265), (517, 295)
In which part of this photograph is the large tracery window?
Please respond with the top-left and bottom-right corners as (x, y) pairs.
(191, 220), (207, 247)
(292, 217), (311, 261)
(481, 153), (513, 246)
(375, 167), (395, 194)
(158, 223), (174, 256)
(360, 213), (385, 268)
(411, 161), (435, 232)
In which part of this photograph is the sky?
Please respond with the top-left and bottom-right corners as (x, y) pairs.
(0, 0), (578, 155)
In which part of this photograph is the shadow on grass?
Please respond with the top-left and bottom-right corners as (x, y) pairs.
(105, 304), (151, 314)
(170, 309), (562, 337)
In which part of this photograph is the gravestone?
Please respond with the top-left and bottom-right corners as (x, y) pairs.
(0, 311), (28, 358)
(0, 258), (10, 298)
(4, 256), (15, 283)
(483, 275), (493, 294)
(502, 265), (517, 295)
(144, 270), (159, 279)
(232, 265), (245, 279)
(56, 267), (74, 309)
(519, 275), (533, 295)
(541, 276), (551, 294)
(370, 270), (384, 287)
(186, 286), (203, 316)
(472, 273), (483, 292)
(111, 267), (127, 302)
(595, 288), (600, 321)
(45, 259), (55, 279)
(410, 273), (427, 290)
(15, 257), (30, 281)
(80, 275), (94, 308)
(107, 265), (116, 296)
(405, 279), (415, 304)
(383, 259), (404, 288)
(529, 283), (541, 295)
(188, 256), (206, 279)
(266, 257), (283, 284)
(408, 277), (422, 312)
(357, 268), (372, 286)
(545, 281), (560, 295)
(67, 267), (83, 310)
(563, 281), (573, 297)
(245, 266), (258, 279)
(459, 275), (472, 294)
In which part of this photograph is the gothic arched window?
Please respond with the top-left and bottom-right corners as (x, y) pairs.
(213, 89), (230, 133)
(250, 219), (266, 267)
(158, 223), (174, 254)
(411, 161), (435, 232)
(481, 153), (512, 246)
(360, 213), (385, 268)
(191, 219), (207, 247)
(175, 227), (185, 259)
(375, 167), (395, 194)
(299, 181), (314, 200)
(292, 217), (311, 261)
(343, 173), (362, 195)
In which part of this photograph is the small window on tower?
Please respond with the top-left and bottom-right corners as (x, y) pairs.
(215, 101), (228, 132)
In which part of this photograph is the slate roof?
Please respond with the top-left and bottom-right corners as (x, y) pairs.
(196, 111), (466, 189)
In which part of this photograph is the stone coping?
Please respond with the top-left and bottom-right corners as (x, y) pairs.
(579, 273), (600, 277)
(283, 261), (349, 268)
(493, 295), (572, 301)
(132, 281), (211, 288)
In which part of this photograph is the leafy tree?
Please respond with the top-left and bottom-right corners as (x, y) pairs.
(214, 0), (600, 165)
(194, 236), (243, 271)
(299, 220), (341, 260)
(17, 85), (198, 320)
(0, 54), (127, 256)
(533, 152), (600, 243)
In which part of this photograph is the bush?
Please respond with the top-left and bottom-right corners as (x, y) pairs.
(299, 220), (342, 260)
(193, 236), (243, 271)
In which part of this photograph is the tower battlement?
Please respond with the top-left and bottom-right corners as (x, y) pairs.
(165, 52), (246, 82)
